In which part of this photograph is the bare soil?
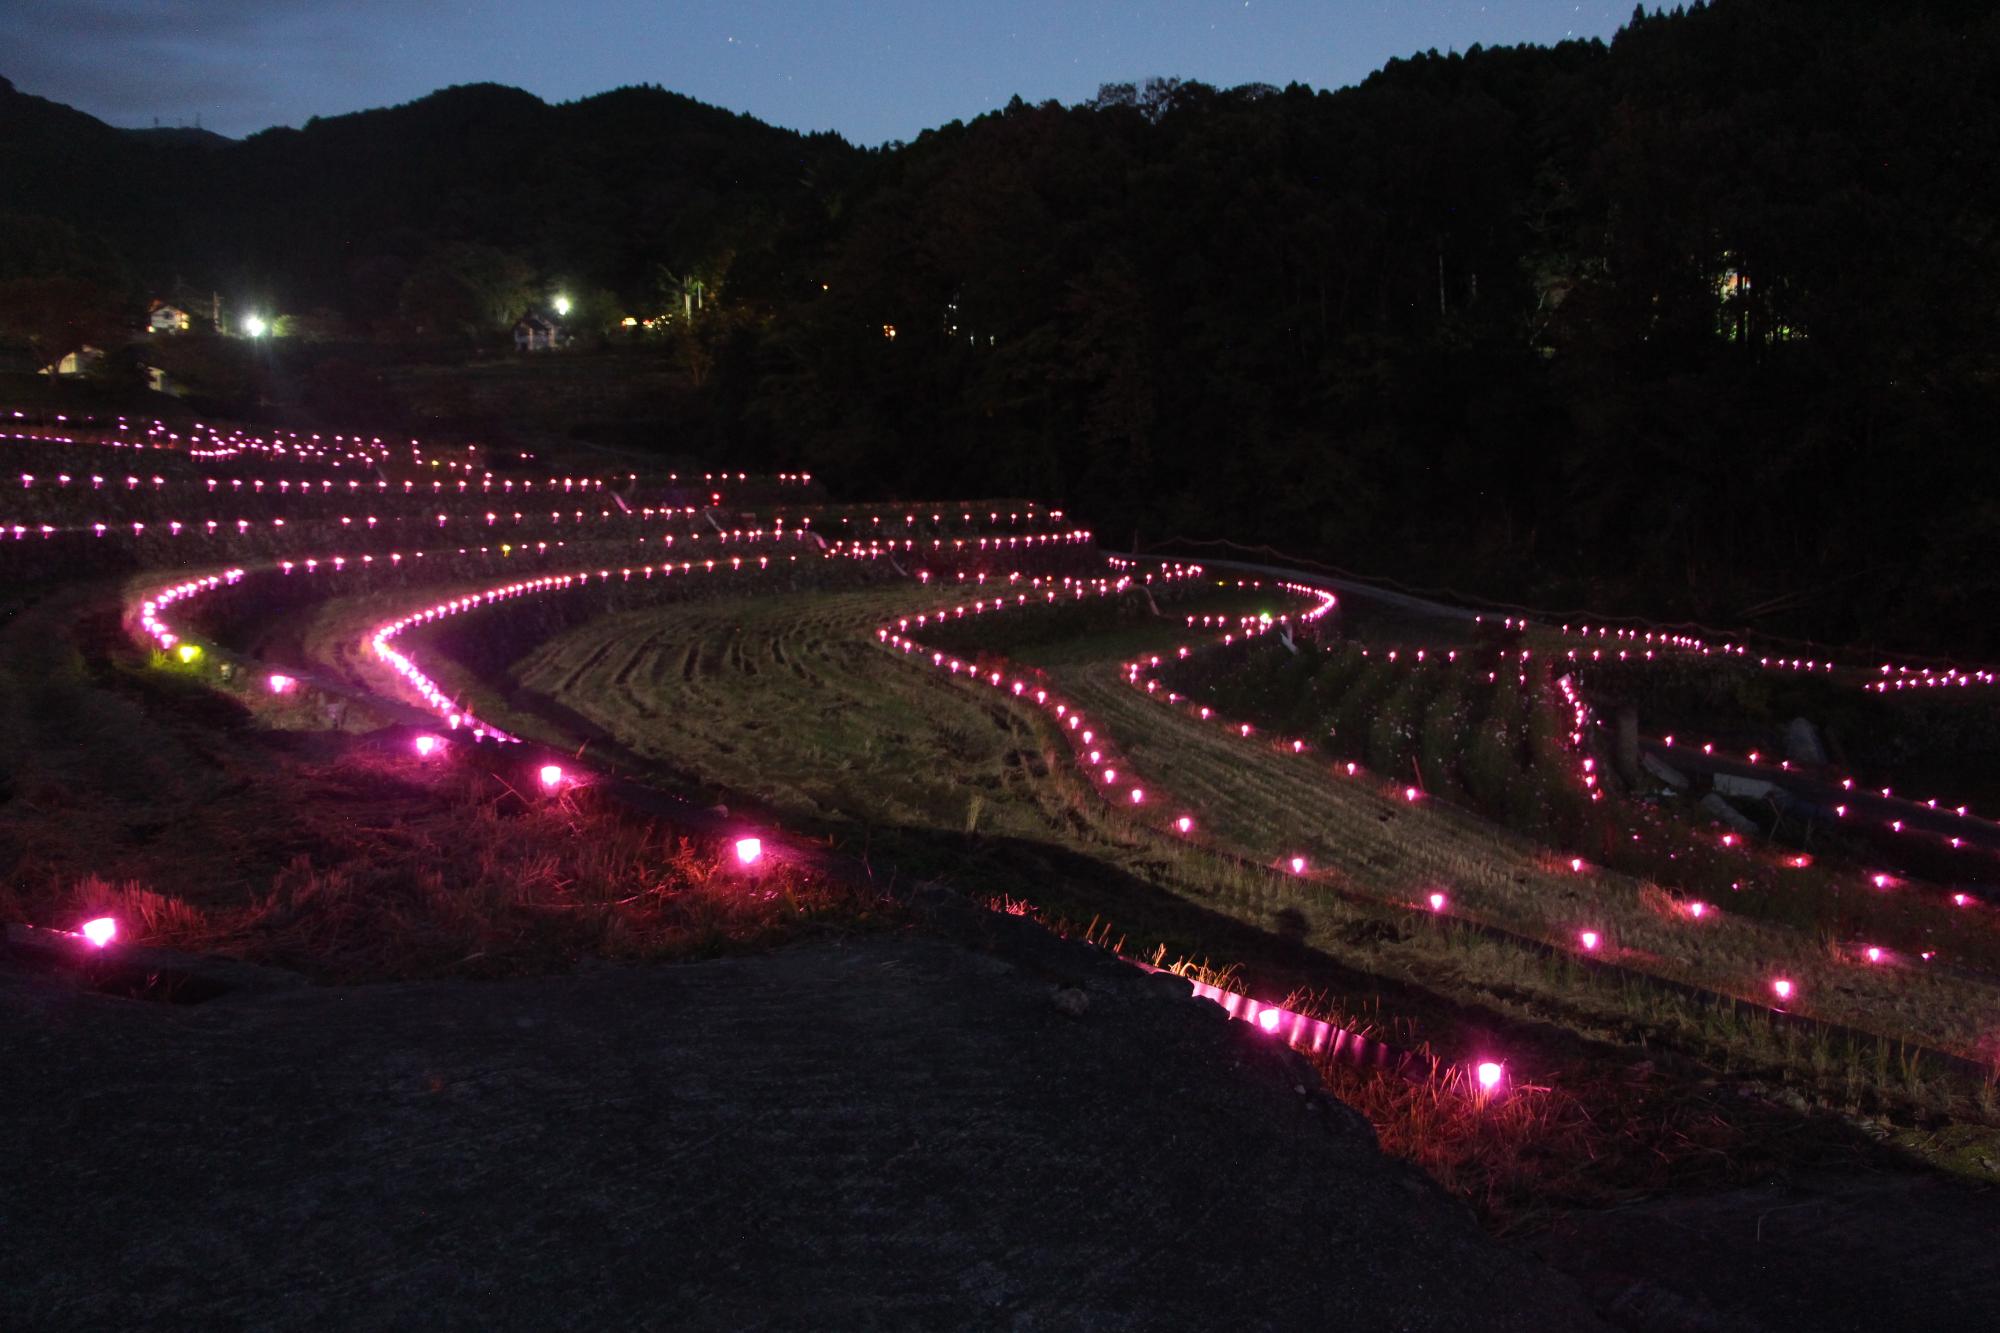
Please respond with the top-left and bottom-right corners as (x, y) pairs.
(0, 933), (1600, 1331)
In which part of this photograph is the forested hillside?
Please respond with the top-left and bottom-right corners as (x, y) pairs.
(5, 0), (1999, 655)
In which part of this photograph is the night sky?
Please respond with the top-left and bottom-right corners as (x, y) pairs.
(6, 1), (1631, 144)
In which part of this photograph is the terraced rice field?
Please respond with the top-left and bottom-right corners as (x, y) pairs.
(9, 405), (2000, 1178)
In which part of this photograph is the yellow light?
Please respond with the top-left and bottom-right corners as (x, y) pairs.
(176, 643), (202, 664)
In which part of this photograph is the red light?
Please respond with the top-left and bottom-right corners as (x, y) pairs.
(1175, 816), (1193, 835)
(1288, 856), (1307, 875)
(1428, 892), (1446, 912)
(80, 917), (117, 948)
(1772, 978), (1794, 1002)
(1403, 786), (1420, 802)
(735, 837), (763, 866)
(538, 764), (564, 789)
(1475, 1061), (1503, 1092)
(1579, 930), (1600, 951)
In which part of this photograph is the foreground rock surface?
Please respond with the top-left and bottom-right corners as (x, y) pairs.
(0, 933), (1598, 1330)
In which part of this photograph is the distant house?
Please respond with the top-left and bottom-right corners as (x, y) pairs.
(148, 301), (192, 334)
(44, 345), (105, 376)
(513, 315), (560, 352)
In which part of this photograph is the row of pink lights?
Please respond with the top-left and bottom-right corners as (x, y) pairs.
(877, 568), (1211, 833)
(6, 514), (821, 542)
(1555, 620), (1999, 691)
(15, 472), (612, 495)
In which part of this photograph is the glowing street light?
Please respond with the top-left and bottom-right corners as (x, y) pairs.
(553, 294), (572, 317)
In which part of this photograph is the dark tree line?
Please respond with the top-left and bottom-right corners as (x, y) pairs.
(4, 0), (1999, 656)
(719, 0), (2000, 659)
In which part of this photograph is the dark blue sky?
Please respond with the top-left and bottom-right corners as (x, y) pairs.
(6, 1), (1632, 144)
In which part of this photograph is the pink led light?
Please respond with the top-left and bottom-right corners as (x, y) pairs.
(1475, 1061), (1503, 1092)
(79, 917), (118, 948)
(1128, 788), (1144, 804)
(1771, 978), (1794, 1002)
(1579, 930), (1600, 951)
(1403, 786), (1420, 802)
(267, 673), (295, 693)
(735, 837), (763, 866)
(1428, 892), (1447, 912)
(1288, 856), (1307, 875)
(1865, 946), (1884, 963)
(1953, 893), (1971, 907)
(1687, 901), (1707, 919)
(1175, 816), (1193, 835)
(538, 764), (564, 790)
(1256, 1008), (1282, 1033)
(1569, 857), (1585, 873)
(413, 734), (440, 757)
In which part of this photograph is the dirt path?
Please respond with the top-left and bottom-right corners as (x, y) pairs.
(0, 934), (1599, 1331)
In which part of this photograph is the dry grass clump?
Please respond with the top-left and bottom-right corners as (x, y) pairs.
(10, 771), (901, 984)
(1312, 1057), (1820, 1235)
